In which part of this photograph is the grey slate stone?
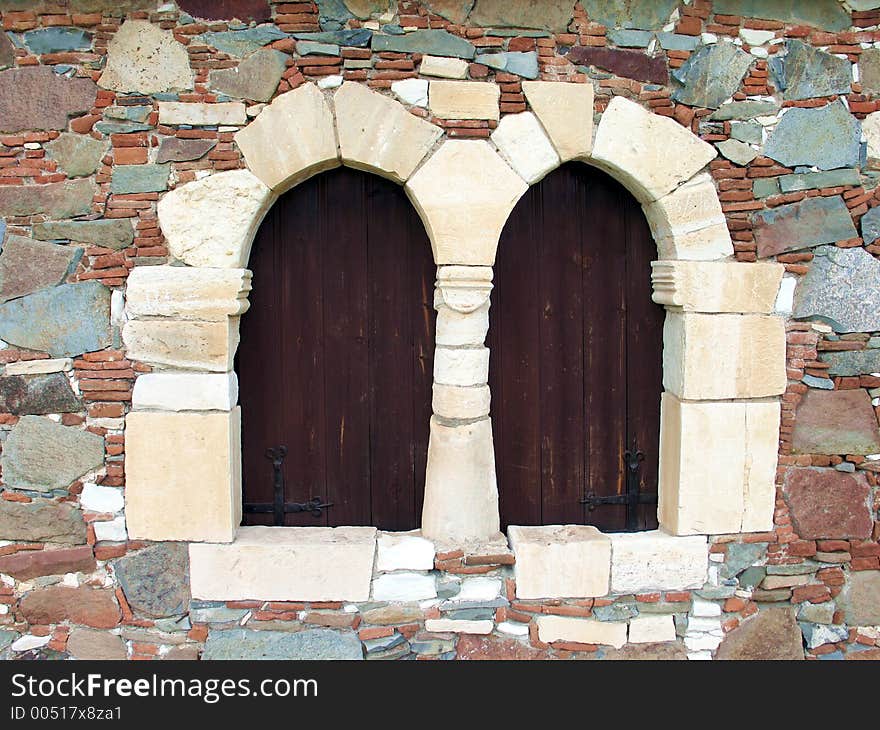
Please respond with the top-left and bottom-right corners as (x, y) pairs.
(372, 30), (475, 60)
(202, 628), (364, 660)
(581, 0), (678, 30)
(0, 373), (81, 415)
(752, 196), (858, 258)
(316, 0), (354, 30)
(198, 25), (287, 57)
(592, 602), (638, 621)
(474, 51), (538, 79)
(0, 498), (87, 544)
(656, 32), (699, 51)
(112, 543), (190, 618)
(765, 561), (820, 575)
(296, 41), (340, 56)
(763, 102), (860, 171)
(363, 632), (406, 653)
(800, 622), (848, 649)
(716, 138), (757, 166)
(752, 177), (780, 198)
(44, 133), (107, 178)
(672, 42), (754, 110)
(0, 235), (81, 303)
(0, 630), (17, 653)
(709, 100), (779, 121)
(0, 178), (95, 219)
(24, 27), (93, 55)
(189, 605), (249, 624)
(104, 105), (151, 123)
(820, 349), (880, 376)
(93, 121), (153, 134)
(793, 246), (880, 333)
(859, 47), (880, 95)
(802, 374), (834, 390)
(860, 204), (880, 245)
(711, 0), (850, 33)
(606, 29), (652, 48)
(0, 280), (112, 357)
(720, 542), (767, 580)
(797, 601), (835, 625)
(769, 40), (852, 101)
(209, 48), (286, 103)
(0, 415), (104, 492)
(156, 138), (217, 164)
(840, 571), (880, 626)
(779, 169), (861, 194)
(835, 462), (857, 473)
(32, 219), (134, 250)
(292, 29), (372, 47)
(737, 567), (766, 590)
(409, 633), (456, 655)
(729, 120), (762, 144)
(110, 164), (170, 194)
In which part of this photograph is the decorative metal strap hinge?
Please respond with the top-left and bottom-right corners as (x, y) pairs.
(242, 445), (333, 526)
(579, 439), (658, 532)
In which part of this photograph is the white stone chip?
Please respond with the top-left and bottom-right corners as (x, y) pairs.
(739, 29), (776, 46)
(11, 635), (52, 652)
(376, 531), (436, 572)
(80, 484), (125, 514)
(497, 621), (529, 636)
(774, 276), (796, 314)
(316, 74), (343, 89)
(490, 111), (560, 184)
(448, 576), (502, 602)
(93, 516), (127, 543)
(371, 572), (437, 602)
(419, 55), (469, 79)
(690, 598), (722, 617)
(158, 102), (247, 126)
(391, 78), (429, 107)
(424, 619), (494, 634)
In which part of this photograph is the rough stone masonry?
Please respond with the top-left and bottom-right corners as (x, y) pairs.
(0, 0), (879, 662)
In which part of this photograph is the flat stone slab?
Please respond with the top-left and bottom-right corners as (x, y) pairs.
(0, 545), (95, 581)
(793, 246), (880, 333)
(209, 48), (286, 103)
(711, 0), (850, 32)
(178, 0), (271, 21)
(580, 0), (677, 30)
(156, 138), (217, 164)
(0, 179), (96, 219)
(569, 45), (667, 85)
(0, 280), (112, 357)
(372, 29), (475, 59)
(0, 66), (97, 133)
(1, 415), (105, 492)
(783, 467), (873, 540)
(18, 585), (120, 629)
(752, 198), (858, 259)
(110, 164), (170, 194)
(32, 219), (134, 250)
(112, 543), (190, 618)
(860, 47), (880, 95)
(0, 372), (81, 414)
(769, 40), (852, 101)
(0, 235), (81, 303)
(715, 607), (804, 660)
(197, 25), (287, 57)
(44, 133), (107, 178)
(820, 349), (880, 377)
(671, 42), (754, 110)
(0, 498), (87, 544)
(202, 629), (363, 660)
(763, 101), (860, 171)
(791, 389), (880, 456)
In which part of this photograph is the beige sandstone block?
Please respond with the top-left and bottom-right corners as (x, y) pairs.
(592, 96), (717, 203)
(521, 81), (593, 162)
(428, 81), (500, 120)
(741, 400), (781, 533)
(490, 111), (560, 184)
(406, 140), (527, 265)
(122, 319), (239, 372)
(508, 525), (611, 599)
(126, 409), (242, 543)
(334, 82), (442, 183)
(536, 616), (627, 648)
(132, 372), (238, 412)
(420, 55), (469, 79)
(158, 169), (275, 268)
(435, 301), (489, 346)
(663, 313), (786, 399)
(642, 173), (732, 260)
(628, 615), (677, 644)
(4, 358), (71, 375)
(609, 530), (707, 593)
(158, 102), (246, 126)
(651, 260), (784, 314)
(432, 384), (491, 420)
(422, 416), (500, 541)
(235, 83), (339, 192)
(125, 266), (252, 321)
(190, 526), (376, 601)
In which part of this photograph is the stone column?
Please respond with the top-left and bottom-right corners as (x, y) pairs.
(421, 265), (501, 542)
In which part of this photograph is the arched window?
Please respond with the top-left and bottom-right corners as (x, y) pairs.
(236, 167), (435, 530)
(488, 163), (665, 532)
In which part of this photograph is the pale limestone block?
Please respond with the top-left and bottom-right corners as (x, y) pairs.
(536, 616), (627, 648)
(122, 319), (239, 372)
(158, 169), (275, 268)
(436, 301), (489, 346)
(508, 525), (612, 599)
(376, 531), (435, 571)
(126, 409), (242, 543)
(662, 313), (786, 399)
(371, 572), (437, 601)
(628, 614), (677, 644)
(420, 55), (469, 79)
(651, 260), (784, 314)
(609, 530), (708, 593)
(642, 173), (732, 260)
(406, 140), (528, 265)
(432, 383), (491, 420)
(334, 82), (442, 183)
(98, 19), (194, 95)
(490, 111), (559, 184)
(189, 526), (376, 601)
(235, 83), (339, 192)
(433, 346), (490, 386)
(422, 416), (500, 541)
(592, 96), (717, 203)
(740, 400), (781, 533)
(132, 372), (238, 411)
(158, 102), (247, 126)
(521, 80), (593, 162)
(125, 266), (252, 321)
(428, 80), (500, 120)
(437, 265), (494, 312)
(3, 358), (71, 375)
(424, 619), (494, 634)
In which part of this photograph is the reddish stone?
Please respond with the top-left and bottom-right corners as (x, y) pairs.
(19, 585), (120, 629)
(568, 46), (668, 85)
(715, 608), (805, 660)
(178, 0), (270, 21)
(792, 390), (880, 456)
(783, 468), (873, 540)
(456, 634), (549, 660)
(846, 648), (880, 660)
(0, 67), (97, 133)
(0, 545), (95, 580)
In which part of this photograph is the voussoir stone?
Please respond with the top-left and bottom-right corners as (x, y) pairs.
(715, 607), (804, 660)
(112, 543), (190, 618)
(19, 586), (120, 629)
(1, 415), (105, 492)
(66, 628), (127, 660)
(490, 111), (559, 184)
(234, 83), (339, 191)
(0, 499), (87, 545)
(764, 101), (860, 171)
(99, 19), (194, 95)
(0, 66), (97, 133)
(158, 169), (275, 268)
(209, 48), (286, 103)
(203, 628), (363, 660)
(0, 545), (95, 581)
(405, 139), (527, 265)
(782, 468), (873, 541)
(671, 42), (754, 110)
(0, 178), (96, 220)
(521, 80), (593, 162)
(753, 197), (858, 259)
(592, 95), (716, 203)
(156, 138), (217, 164)
(791, 389), (880, 456)
(0, 235), (81, 303)
(334, 81), (442, 183)
(0, 372), (80, 415)
(0, 280), (112, 357)
(44, 133), (107, 178)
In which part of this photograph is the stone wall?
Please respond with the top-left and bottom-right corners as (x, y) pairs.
(0, 0), (879, 661)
